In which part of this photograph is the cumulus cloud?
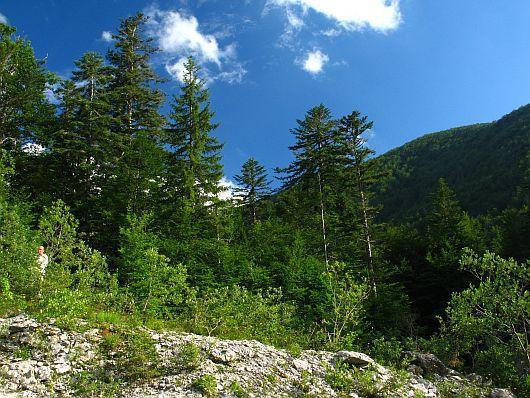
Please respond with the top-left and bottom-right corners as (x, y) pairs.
(101, 31), (113, 42)
(268, 0), (401, 33)
(147, 7), (246, 84)
(0, 12), (8, 25)
(298, 49), (328, 74)
(165, 57), (188, 83)
(218, 177), (238, 201)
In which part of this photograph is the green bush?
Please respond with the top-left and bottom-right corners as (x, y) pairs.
(192, 374), (218, 397)
(119, 213), (190, 317)
(438, 250), (530, 394)
(100, 329), (161, 382)
(184, 285), (301, 348)
(177, 342), (201, 371)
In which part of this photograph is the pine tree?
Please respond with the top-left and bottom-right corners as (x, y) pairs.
(336, 110), (382, 293)
(279, 104), (339, 266)
(234, 158), (271, 224)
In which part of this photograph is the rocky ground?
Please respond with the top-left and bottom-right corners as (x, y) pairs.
(0, 314), (516, 397)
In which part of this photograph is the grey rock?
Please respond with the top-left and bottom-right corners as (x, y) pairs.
(408, 352), (450, 376)
(334, 350), (374, 366)
(8, 315), (38, 334)
(490, 388), (517, 398)
(0, 314), (517, 398)
(210, 347), (238, 364)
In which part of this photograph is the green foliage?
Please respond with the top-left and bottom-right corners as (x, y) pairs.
(165, 56), (223, 207)
(234, 157), (271, 224)
(229, 380), (248, 398)
(100, 329), (161, 382)
(327, 361), (414, 398)
(321, 261), (368, 350)
(119, 212), (189, 316)
(185, 285), (300, 348)
(0, 23), (54, 151)
(192, 374), (218, 397)
(177, 342), (201, 371)
(376, 105), (530, 222)
(367, 337), (414, 368)
(70, 370), (120, 398)
(439, 250), (529, 394)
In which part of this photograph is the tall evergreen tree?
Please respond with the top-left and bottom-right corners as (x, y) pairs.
(234, 157), (271, 225)
(165, 56), (223, 207)
(107, 13), (165, 137)
(162, 56), (225, 281)
(0, 23), (54, 151)
(278, 104), (339, 266)
(50, 53), (112, 207)
(336, 110), (382, 292)
(100, 12), (167, 252)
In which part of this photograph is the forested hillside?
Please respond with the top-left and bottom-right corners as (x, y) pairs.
(376, 106), (530, 222)
(0, 16), (528, 397)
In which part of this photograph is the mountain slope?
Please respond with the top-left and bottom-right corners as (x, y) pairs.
(375, 104), (530, 223)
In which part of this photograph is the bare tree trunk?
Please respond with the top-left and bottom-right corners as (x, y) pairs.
(356, 166), (377, 295)
(317, 170), (329, 267)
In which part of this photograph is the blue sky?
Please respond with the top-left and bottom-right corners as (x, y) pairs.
(2, 0), (530, 182)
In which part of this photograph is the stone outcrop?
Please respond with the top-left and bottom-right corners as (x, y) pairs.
(0, 314), (515, 397)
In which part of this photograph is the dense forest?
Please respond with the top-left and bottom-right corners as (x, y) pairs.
(0, 14), (529, 395)
(375, 107), (530, 223)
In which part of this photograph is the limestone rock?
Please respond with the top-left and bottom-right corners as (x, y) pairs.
(490, 388), (517, 398)
(334, 350), (374, 366)
(408, 351), (450, 376)
(0, 314), (515, 398)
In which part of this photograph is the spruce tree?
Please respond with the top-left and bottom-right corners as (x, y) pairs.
(234, 157), (271, 224)
(107, 13), (165, 137)
(165, 56), (223, 208)
(162, 56), (225, 283)
(0, 23), (54, 151)
(336, 110), (382, 293)
(101, 12), (167, 252)
(279, 104), (339, 266)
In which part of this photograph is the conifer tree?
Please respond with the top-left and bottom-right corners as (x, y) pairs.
(162, 56), (225, 279)
(107, 13), (165, 137)
(101, 12), (167, 251)
(165, 56), (223, 207)
(50, 79), (80, 201)
(279, 104), (339, 266)
(51, 53), (113, 211)
(234, 158), (271, 224)
(336, 110), (381, 293)
(0, 23), (54, 151)
(71, 51), (113, 172)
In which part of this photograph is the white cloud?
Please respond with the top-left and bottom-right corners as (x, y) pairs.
(321, 28), (341, 37)
(299, 49), (328, 74)
(155, 11), (226, 66)
(147, 7), (246, 84)
(0, 12), (8, 25)
(101, 31), (113, 42)
(165, 57), (188, 83)
(218, 177), (238, 201)
(268, 0), (401, 33)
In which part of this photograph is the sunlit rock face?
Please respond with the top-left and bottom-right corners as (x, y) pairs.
(0, 314), (515, 397)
